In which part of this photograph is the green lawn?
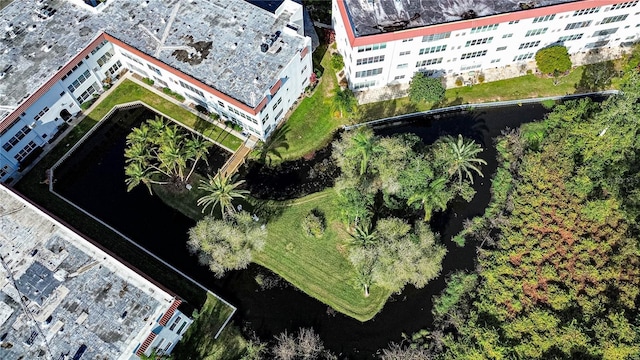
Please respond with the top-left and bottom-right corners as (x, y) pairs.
(161, 187), (391, 321)
(253, 189), (391, 321)
(172, 294), (246, 360)
(91, 79), (243, 151)
(277, 50), (620, 161)
(276, 45), (351, 162)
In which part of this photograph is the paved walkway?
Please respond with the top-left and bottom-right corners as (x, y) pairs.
(355, 47), (632, 105)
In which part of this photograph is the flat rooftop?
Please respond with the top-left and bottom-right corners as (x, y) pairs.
(0, 0), (307, 111)
(344, 0), (578, 37)
(0, 186), (175, 359)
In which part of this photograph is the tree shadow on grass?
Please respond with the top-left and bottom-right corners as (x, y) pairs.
(575, 60), (617, 93)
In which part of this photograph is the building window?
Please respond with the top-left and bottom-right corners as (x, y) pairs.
(0, 165), (10, 179)
(147, 64), (162, 76)
(262, 114), (270, 124)
(96, 50), (114, 67)
(90, 40), (108, 55)
(416, 57), (443, 67)
(2, 125), (31, 152)
(275, 108), (284, 121)
(76, 82), (100, 103)
(532, 14), (556, 23)
(399, 51), (411, 56)
(490, 58), (501, 63)
(121, 52), (144, 65)
(470, 24), (498, 34)
(496, 46), (507, 51)
(272, 97), (282, 111)
(610, 0), (638, 10)
(396, 63), (408, 69)
(355, 68), (383, 78)
(574, 7), (600, 16)
(460, 64), (482, 71)
(67, 70), (92, 92)
(558, 33), (584, 42)
(301, 65), (307, 74)
(422, 32), (451, 42)
(465, 37), (493, 47)
(353, 80), (376, 90)
(356, 43), (387, 52)
(508, 20), (519, 24)
(593, 28), (619, 36)
(401, 38), (413, 42)
(601, 14), (628, 24)
(14, 141), (37, 162)
(169, 317), (182, 331)
(586, 40), (610, 48)
(60, 61), (85, 81)
(178, 80), (205, 97)
(518, 40), (540, 49)
(525, 27), (548, 37)
(460, 50), (487, 60)
(153, 77), (168, 87)
(356, 55), (385, 66)
(104, 60), (123, 77)
(33, 107), (50, 122)
(513, 52), (535, 61)
(565, 20), (592, 30)
(218, 101), (225, 108)
(394, 75), (405, 80)
(418, 45), (447, 54)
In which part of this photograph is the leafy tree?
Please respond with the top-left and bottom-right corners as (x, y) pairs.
(124, 116), (210, 193)
(381, 343), (432, 360)
(197, 174), (249, 218)
(187, 211), (266, 277)
(349, 218), (446, 294)
(407, 177), (453, 222)
(332, 88), (357, 118)
(271, 328), (335, 360)
(409, 72), (445, 104)
(535, 45), (572, 76)
(330, 53), (344, 71)
(437, 134), (487, 185)
(346, 129), (383, 176)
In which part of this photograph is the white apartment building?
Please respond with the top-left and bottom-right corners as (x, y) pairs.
(0, 0), (312, 183)
(333, 0), (640, 91)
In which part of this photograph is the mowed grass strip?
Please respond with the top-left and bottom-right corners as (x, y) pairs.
(277, 45), (350, 162)
(90, 79), (243, 150)
(172, 293), (246, 360)
(253, 190), (391, 321)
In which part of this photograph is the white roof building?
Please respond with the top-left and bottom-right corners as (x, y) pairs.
(0, 185), (191, 359)
(332, 0), (640, 91)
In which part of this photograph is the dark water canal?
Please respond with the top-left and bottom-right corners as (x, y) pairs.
(54, 103), (553, 358)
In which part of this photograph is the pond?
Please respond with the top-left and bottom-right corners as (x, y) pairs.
(53, 102), (560, 358)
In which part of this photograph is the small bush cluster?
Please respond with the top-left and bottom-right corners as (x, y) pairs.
(162, 87), (186, 102)
(224, 120), (243, 132)
(302, 209), (325, 238)
(142, 77), (155, 86)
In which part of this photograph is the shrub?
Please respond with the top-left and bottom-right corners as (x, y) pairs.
(477, 73), (485, 84)
(455, 77), (464, 87)
(409, 72), (445, 104)
(162, 87), (173, 95)
(142, 77), (155, 86)
(330, 53), (344, 70)
(195, 104), (209, 115)
(302, 209), (325, 238)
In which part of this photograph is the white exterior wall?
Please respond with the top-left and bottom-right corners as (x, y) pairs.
(144, 310), (193, 357)
(334, 0), (640, 91)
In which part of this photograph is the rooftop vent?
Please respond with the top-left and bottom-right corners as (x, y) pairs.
(5, 23), (13, 31)
(260, 43), (268, 53)
(141, 0), (150, 6)
(41, 44), (52, 52)
(28, 24), (37, 32)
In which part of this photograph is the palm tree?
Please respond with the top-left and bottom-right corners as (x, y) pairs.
(158, 140), (187, 182)
(408, 177), (451, 222)
(256, 124), (290, 165)
(184, 136), (212, 181)
(197, 174), (250, 218)
(124, 161), (168, 194)
(347, 130), (383, 176)
(333, 88), (357, 118)
(443, 135), (487, 185)
(349, 222), (377, 248)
